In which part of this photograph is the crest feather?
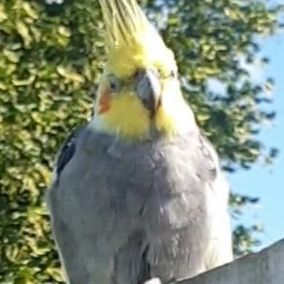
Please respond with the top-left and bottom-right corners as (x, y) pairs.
(98, 0), (173, 78)
(99, 0), (151, 49)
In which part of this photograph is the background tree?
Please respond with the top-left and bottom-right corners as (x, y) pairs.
(0, 0), (281, 282)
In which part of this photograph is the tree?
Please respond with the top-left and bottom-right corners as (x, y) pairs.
(0, 0), (281, 282)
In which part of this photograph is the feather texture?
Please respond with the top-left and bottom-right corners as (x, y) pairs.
(99, 0), (150, 49)
(98, 0), (175, 78)
(47, 126), (233, 284)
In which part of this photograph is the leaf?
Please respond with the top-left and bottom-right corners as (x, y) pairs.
(3, 49), (20, 63)
(196, 112), (210, 122)
(12, 75), (35, 86)
(58, 26), (71, 37)
(0, 82), (7, 90)
(56, 65), (85, 83)
(0, 4), (8, 23)
(22, 2), (39, 20)
(35, 164), (52, 184)
(16, 21), (32, 47)
(46, 268), (63, 282)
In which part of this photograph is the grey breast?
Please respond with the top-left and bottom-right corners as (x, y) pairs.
(67, 126), (214, 240)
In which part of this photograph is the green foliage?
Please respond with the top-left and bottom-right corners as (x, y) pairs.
(230, 193), (262, 256)
(0, 1), (101, 282)
(0, 0), (281, 282)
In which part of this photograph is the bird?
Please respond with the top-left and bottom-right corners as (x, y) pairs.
(47, 0), (233, 283)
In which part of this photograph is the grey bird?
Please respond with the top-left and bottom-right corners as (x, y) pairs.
(47, 0), (233, 283)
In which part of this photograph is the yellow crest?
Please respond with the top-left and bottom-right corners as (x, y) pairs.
(98, 0), (175, 78)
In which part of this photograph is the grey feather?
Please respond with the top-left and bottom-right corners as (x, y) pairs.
(55, 126), (84, 180)
(47, 124), (232, 284)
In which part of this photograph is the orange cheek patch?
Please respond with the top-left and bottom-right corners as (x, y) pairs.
(98, 88), (111, 114)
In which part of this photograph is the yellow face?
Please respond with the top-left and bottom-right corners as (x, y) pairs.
(95, 75), (151, 139)
(94, 0), (194, 140)
(94, 58), (192, 141)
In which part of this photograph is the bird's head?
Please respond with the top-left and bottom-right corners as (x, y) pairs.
(93, 0), (195, 140)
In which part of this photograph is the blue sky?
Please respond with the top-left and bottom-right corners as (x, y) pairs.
(229, 29), (284, 249)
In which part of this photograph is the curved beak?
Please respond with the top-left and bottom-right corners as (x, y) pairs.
(136, 69), (162, 117)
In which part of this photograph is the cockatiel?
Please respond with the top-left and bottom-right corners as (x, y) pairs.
(47, 0), (233, 283)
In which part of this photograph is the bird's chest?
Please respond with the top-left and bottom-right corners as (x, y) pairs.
(57, 135), (210, 245)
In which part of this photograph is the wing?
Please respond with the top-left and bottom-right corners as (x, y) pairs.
(48, 124), (100, 283)
(198, 132), (233, 269)
(53, 126), (85, 183)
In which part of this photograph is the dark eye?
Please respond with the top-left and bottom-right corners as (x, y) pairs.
(109, 75), (122, 93)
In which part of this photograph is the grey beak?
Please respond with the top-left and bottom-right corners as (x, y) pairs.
(136, 69), (162, 117)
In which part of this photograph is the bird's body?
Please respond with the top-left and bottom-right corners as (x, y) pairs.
(48, 123), (232, 283)
(47, 0), (233, 282)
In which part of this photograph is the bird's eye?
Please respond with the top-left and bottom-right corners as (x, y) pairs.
(108, 75), (122, 93)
